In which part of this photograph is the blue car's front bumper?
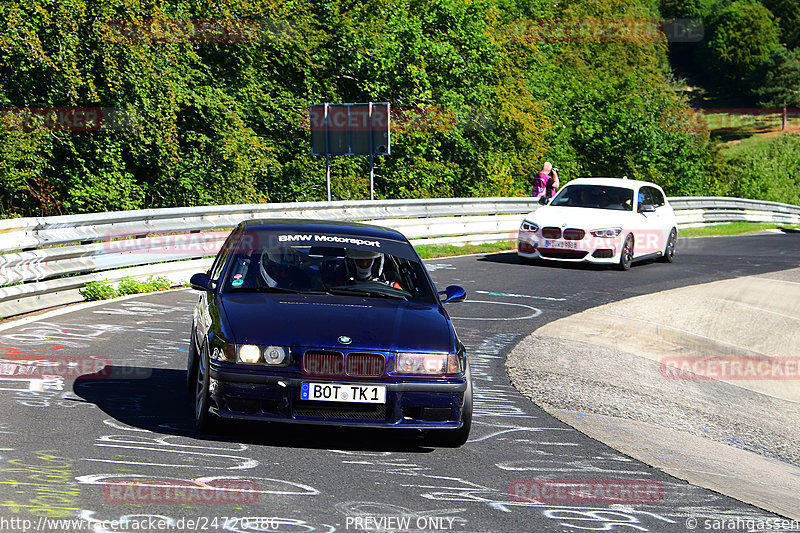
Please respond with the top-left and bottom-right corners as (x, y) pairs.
(208, 364), (469, 429)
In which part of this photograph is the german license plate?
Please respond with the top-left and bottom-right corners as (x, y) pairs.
(301, 382), (386, 403)
(544, 239), (578, 249)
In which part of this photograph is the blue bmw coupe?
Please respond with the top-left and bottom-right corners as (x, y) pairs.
(187, 219), (471, 446)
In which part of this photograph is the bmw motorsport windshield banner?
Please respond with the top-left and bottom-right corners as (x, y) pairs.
(233, 229), (419, 261)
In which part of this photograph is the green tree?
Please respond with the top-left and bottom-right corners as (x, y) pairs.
(703, 1), (781, 83)
(659, 0), (730, 21)
(753, 47), (800, 130)
(0, 0), (730, 217)
(761, 0), (800, 49)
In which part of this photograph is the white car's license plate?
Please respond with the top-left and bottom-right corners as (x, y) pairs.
(544, 239), (578, 249)
(301, 382), (386, 403)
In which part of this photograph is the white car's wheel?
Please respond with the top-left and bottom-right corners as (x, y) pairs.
(660, 228), (677, 263)
(618, 234), (633, 271)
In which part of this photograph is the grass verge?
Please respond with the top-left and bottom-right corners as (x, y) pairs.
(414, 241), (516, 259)
(82, 276), (174, 301)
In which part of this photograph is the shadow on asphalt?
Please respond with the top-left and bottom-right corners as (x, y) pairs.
(475, 236), (800, 283)
(73, 367), (436, 453)
(476, 251), (651, 271)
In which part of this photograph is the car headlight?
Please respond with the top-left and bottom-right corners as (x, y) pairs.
(214, 343), (290, 365)
(238, 344), (261, 364)
(395, 353), (462, 375)
(590, 228), (622, 238)
(263, 346), (289, 365)
(520, 220), (539, 232)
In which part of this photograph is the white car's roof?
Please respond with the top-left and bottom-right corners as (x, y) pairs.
(563, 177), (662, 190)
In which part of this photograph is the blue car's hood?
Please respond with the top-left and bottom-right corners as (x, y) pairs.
(220, 293), (454, 353)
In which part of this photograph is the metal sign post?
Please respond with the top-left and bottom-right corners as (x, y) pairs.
(324, 104), (331, 202)
(369, 103), (374, 201)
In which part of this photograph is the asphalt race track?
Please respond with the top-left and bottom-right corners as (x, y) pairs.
(1, 233), (799, 533)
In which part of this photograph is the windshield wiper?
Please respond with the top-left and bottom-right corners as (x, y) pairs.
(325, 286), (407, 300)
(232, 286), (315, 294)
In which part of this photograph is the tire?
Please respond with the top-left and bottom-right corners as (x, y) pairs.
(186, 328), (198, 394)
(660, 228), (677, 263)
(195, 342), (218, 433)
(426, 369), (473, 448)
(618, 234), (634, 271)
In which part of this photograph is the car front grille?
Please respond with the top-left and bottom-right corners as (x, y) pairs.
(345, 353), (385, 377)
(302, 350), (344, 376)
(563, 228), (585, 240)
(302, 350), (386, 378)
(541, 227), (562, 239)
(293, 400), (389, 420)
(539, 249), (589, 259)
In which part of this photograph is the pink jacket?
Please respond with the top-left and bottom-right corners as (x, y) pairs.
(532, 172), (550, 197)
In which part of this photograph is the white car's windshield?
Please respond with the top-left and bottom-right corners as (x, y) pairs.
(551, 185), (634, 211)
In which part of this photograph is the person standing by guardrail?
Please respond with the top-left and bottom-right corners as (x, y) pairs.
(532, 162), (559, 203)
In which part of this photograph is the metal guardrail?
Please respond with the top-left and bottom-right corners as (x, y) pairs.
(1, 196), (799, 319)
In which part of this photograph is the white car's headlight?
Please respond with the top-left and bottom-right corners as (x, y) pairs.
(395, 353), (462, 375)
(590, 228), (622, 238)
(520, 220), (539, 232)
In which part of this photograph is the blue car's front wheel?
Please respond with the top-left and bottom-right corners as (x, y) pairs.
(195, 341), (219, 433)
(186, 327), (198, 394)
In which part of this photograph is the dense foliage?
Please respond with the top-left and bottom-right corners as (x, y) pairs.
(657, 0), (800, 204)
(761, 0), (800, 50)
(724, 134), (800, 206)
(701, 1), (780, 83)
(661, 0), (799, 96)
(0, 0), (781, 218)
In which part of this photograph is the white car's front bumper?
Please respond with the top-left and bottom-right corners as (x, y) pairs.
(517, 230), (622, 265)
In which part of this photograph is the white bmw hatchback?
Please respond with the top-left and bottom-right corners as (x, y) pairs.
(517, 177), (678, 270)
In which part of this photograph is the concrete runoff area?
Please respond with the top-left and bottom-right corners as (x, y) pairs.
(506, 268), (800, 520)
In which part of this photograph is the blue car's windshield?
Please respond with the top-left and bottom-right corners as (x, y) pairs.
(550, 185), (634, 211)
(220, 229), (438, 303)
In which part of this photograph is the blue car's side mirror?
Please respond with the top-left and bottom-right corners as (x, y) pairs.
(190, 272), (216, 292)
(439, 285), (466, 303)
